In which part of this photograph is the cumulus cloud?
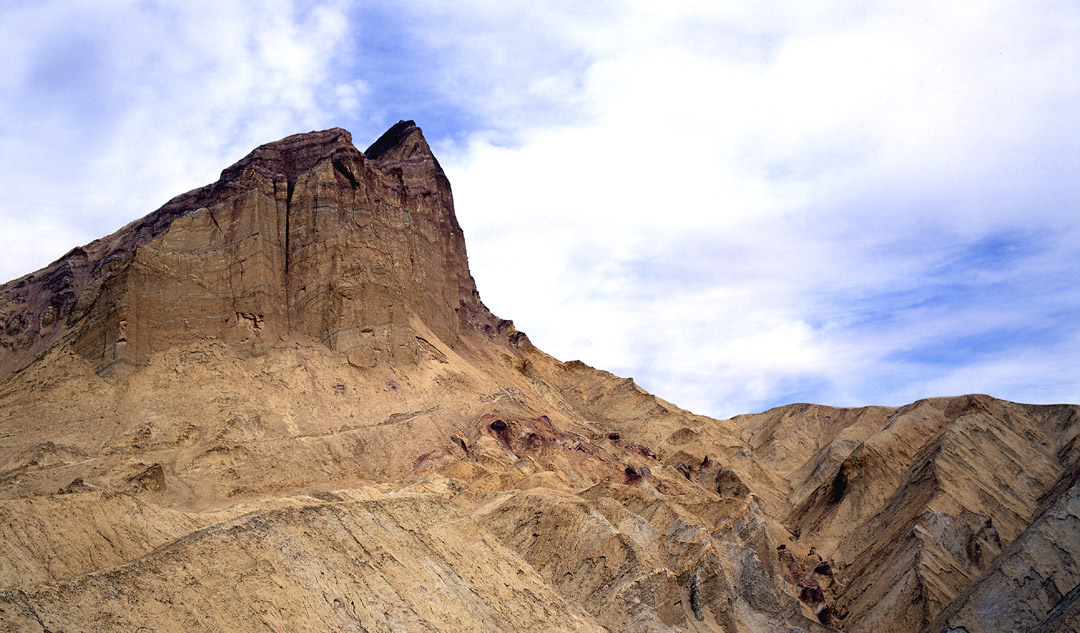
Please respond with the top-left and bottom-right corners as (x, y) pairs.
(431, 1), (1080, 415)
(0, 0), (358, 282)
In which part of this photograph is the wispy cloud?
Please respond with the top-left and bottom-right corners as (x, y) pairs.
(428, 1), (1080, 415)
(0, 0), (359, 279)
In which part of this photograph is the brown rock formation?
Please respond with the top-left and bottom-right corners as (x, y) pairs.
(728, 396), (1080, 632)
(0, 122), (489, 382)
(0, 123), (1076, 633)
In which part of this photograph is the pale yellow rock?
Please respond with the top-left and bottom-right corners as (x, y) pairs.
(0, 123), (1076, 633)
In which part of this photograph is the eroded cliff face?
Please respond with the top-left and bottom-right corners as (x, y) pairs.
(726, 396), (1080, 632)
(0, 124), (1077, 633)
(0, 122), (490, 381)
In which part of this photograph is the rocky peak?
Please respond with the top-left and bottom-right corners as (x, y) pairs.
(364, 120), (423, 160)
(0, 123), (494, 381)
(218, 127), (357, 188)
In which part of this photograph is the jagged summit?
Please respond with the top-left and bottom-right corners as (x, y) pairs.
(218, 127), (356, 187)
(0, 123), (491, 382)
(364, 119), (419, 159)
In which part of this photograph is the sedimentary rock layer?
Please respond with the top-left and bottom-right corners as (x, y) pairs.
(0, 122), (489, 382)
(0, 123), (1076, 633)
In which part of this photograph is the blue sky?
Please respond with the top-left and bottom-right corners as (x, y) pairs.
(1, 1), (1078, 417)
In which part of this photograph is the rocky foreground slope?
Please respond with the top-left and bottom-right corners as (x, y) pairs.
(0, 123), (1077, 632)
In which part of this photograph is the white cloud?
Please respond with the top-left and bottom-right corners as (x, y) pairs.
(0, 0), (357, 283)
(436, 1), (1080, 416)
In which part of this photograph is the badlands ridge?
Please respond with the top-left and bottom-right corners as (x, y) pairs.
(0, 122), (1077, 632)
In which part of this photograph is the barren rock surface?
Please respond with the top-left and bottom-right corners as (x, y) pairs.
(0, 123), (1076, 632)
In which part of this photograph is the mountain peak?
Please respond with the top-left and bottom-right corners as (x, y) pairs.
(219, 127), (357, 187)
(364, 120), (420, 160)
(363, 120), (443, 174)
(0, 122), (491, 382)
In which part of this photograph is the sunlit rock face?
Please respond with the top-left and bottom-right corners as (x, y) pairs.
(0, 122), (486, 381)
(0, 123), (1076, 633)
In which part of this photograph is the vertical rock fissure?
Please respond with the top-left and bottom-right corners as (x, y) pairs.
(284, 178), (294, 330)
(284, 180), (294, 274)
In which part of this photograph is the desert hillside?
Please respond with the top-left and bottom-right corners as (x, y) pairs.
(1, 123), (1076, 633)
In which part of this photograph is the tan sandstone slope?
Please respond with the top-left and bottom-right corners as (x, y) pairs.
(0, 123), (1076, 633)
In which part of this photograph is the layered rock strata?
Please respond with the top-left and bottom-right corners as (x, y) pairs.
(0, 122), (488, 382)
(0, 123), (1077, 633)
